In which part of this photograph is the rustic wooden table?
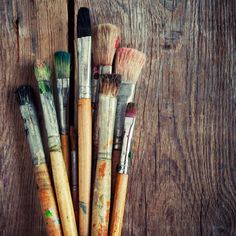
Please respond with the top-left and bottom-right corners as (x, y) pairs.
(1, 0), (236, 235)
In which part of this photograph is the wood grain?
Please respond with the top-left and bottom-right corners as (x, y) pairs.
(1, 0), (236, 235)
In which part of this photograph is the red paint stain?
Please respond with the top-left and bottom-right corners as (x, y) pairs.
(98, 223), (108, 236)
(105, 201), (110, 223)
(115, 37), (119, 49)
(99, 162), (106, 177)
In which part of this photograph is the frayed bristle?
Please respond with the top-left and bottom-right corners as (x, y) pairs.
(92, 23), (120, 66)
(15, 85), (34, 106)
(114, 48), (146, 83)
(54, 51), (71, 78)
(99, 74), (121, 96)
(34, 60), (51, 81)
(125, 102), (137, 117)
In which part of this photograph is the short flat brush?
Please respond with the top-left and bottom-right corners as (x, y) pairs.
(34, 60), (77, 236)
(92, 75), (121, 236)
(112, 48), (146, 199)
(110, 103), (137, 236)
(16, 85), (63, 236)
(77, 7), (92, 236)
(92, 23), (120, 189)
(54, 51), (71, 178)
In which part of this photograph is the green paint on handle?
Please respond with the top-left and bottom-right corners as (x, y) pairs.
(79, 201), (87, 214)
(45, 209), (53, 218)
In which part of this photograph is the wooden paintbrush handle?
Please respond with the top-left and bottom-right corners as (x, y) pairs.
(34, 164), (62, 236)
(78, 98), (92, 236)
(50, 151), (78, 236)
(111, 149), (121, 202)
(61, 134), (70, 178)
(92, 159), (111, 236)
(109, 174), (128, 236)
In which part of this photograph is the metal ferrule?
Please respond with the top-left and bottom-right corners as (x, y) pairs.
(113, 82), (136, 150)
(38, 80), (61, 151)
(57, 78), (70, 134)
(78, 36), (92, 99)
(19, 103), (46, 166)
(97, 94), (117, 161)
(99, 65), (112, 75)
(117, 116), (136, 174)
(71, 150), (78, 190)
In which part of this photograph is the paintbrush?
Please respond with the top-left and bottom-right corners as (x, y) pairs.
(34, 60), (78, 236)
(70, 126), (79, 227)
(110, 103), (137, 236)
(92, 23), (120, 190)
(111, 48), (146, 199)
(92, 74), (121, 236)
(77, 7), (92, 236)
(54, 51), (71, 178)
(15, 85), (63, 236)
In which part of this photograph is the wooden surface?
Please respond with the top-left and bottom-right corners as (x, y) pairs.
(1, 0), (236, 235)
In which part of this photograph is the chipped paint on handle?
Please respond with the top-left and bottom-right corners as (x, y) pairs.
(92, 94), (117, 236)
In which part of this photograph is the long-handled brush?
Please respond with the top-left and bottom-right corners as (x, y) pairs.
(112, 48), (146, 199)
(110, 103), (137, 236)
(54, 51), (71, 178)
(92, 23), (120, 188)
(34, 60), (77, 236)
(16, 85), (63, 236)
(92, 74), (121, 236)
(77, 7), (92, 236)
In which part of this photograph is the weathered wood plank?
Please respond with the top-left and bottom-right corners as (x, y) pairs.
(1, 0), (236, 235)
(0, 0), (68, 235)
(75, 0), (236, 235)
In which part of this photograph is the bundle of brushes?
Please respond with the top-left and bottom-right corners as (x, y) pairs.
(15, 6), (146, 236)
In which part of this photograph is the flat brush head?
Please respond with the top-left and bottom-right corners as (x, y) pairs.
(54, 51), (71, 78)
(93, 23), (120, 66)
(115, 47), (146, 83)
(125, 102), (137, 118)
(15, 85), (34, 105)
(77, 7), (91, 37)
(34, 60), (51, 81)
(99, 74), (121, 96)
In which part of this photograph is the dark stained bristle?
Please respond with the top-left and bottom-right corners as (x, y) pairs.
(34, 60), (51, 81)
(99, 74), (121, 96)
(125, 102), (137, 117)
(77, 7), (91, 38)
(15, 85), (34, 106)
(54, 51), (71, 78)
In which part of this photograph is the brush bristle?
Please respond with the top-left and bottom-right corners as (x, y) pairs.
(99, 74), (121, 96)
(125, 102), (137, 117)
(54, 51), (71, 78)
(15, 85), (34, 106)
(34, 60), (51, 81)
(92, 23), (120, 66)
(114, 48), (146, 83)
(77, 7), (91, 37)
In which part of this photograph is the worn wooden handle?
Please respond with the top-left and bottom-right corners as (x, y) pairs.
(34, 164), (62, 236)
(78, 98), (92, 236)
(92, 159), (111, 236)
(110, 174), (128, 236)
(111, 149), (121, 202)
(50, 151), (78, 236)
(61, 134), (70, 178)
